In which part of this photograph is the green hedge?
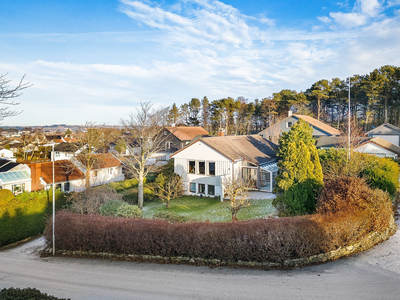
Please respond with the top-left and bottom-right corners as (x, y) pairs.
(100, 200), (142, 218)
(0, 189), (67, 247)
(0, 288), (69, 300)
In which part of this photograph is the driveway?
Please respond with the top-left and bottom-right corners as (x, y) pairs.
(1, 218), (400, 300)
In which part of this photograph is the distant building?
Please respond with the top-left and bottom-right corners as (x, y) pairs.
(0, 159), (32, 195)
(163, 126), (209, 152)
(366, 123), (400, 146)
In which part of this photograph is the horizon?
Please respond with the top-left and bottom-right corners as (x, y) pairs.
(1, 0), (400, 126)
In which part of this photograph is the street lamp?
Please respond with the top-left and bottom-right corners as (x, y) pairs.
(44, 142), (56, 255)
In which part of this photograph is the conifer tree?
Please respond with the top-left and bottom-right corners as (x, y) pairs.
(273, 119), (323, 215)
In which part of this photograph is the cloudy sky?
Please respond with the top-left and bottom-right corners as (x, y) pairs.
(1, 0), (400, 126)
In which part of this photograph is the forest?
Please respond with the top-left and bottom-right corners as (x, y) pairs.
(168, 65), (400, 135)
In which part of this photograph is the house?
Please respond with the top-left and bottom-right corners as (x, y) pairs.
(366, 123), (400, 146)
(0, 149), (15, 161)
(163, 126), (209, 151)
(259, 113), (341, 142)
(28, 160), (86, 192)
(0, 159), (32, 195)
(171, 135), (278, 200)
(71, 153), (125, 187)
(53, 142), (81, 161)
(316, 136), (400, 158)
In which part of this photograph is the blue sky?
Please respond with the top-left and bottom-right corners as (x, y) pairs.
(1, 0), (400, 126)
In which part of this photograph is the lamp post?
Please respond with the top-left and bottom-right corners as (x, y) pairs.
(52, 143), (55, 255)
(348, 77), (351, 161)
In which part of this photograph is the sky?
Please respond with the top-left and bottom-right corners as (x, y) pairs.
(1, 0), (400, 126)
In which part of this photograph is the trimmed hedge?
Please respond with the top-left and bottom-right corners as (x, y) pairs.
(0, 189), (67, 247)
(45, 176), (395, 263)
(100, 200), (142, 218)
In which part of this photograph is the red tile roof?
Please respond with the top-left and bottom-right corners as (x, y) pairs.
(166, 127), (209, 141)
(29, 160), (85, 185)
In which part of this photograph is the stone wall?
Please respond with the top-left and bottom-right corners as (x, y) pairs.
(54, 220), (397, 270)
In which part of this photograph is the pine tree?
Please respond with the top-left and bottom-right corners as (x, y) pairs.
(273, 119), (323, 215)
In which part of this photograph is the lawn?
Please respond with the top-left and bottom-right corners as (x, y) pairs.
(142, 196), (277, 222)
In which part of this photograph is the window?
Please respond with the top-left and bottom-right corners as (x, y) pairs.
(64, 182), (70, 192)
(208, 162), (215, 176)
(93, 170), (98, 177)
(286, 122), (293, 128)
(198, 184), (205, 194)
(56, 183), (62, 190)
(190, 183), (196, 193)
(208, 185), (215, 196)
(108, 168), (113, 175)
(199, 161), (205, 175)
(188, 160), (196, 174)
(55, 151), (60, 157)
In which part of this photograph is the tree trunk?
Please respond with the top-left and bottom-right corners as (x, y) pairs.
(138, 171), (144, 210)
(317, 98), (321, 121)
(85, 166), (91, 190)
(232, 211), (238, 221)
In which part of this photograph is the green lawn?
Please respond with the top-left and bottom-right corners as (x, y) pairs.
(142, 196), (277, 222)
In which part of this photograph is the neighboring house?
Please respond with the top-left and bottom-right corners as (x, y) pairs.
(163, 126), (209, 151)
(259, 113), (341, 142)
(53, 142), (81, 161)
(366, 123), (400, 146)
(316, 136), (400, 158)
(171, 135), (278, 200)
(28, 160), (86, 192)
(0, 149), (15, 160)
(0, 159), (32, 195)
(72, 153), (125, 187)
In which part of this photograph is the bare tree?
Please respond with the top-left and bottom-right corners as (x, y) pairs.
(121, 102), (170, 210)
(223, 177), (252, 221)
(154, 173), (184, 208)
(0, 73), (32, 121)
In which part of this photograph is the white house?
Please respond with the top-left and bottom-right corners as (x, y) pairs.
(316, 136), (400, 158)
(366, 123), (400, 146)
(71, 153), (125, 187)
(171, 135), (278, 200)
(0, 149), (15, 161)
(0, 159), (32, 195)
(52, 142), (82, 161)
(29, 160), (86, 192)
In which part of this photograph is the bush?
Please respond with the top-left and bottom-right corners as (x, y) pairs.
(319, 149), (399, 197)
(0, 189), (15, 204)
(68, 186), (123, 214)
(108, 178), (143, 192)
(0, 189), (66, 247)
(100, 200), (142, 218)
(153, 211), (190, 223)
(0, 287), (69, 300)
(120, 186), (155, 204)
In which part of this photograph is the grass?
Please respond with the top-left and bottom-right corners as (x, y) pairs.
(142, 196), (277, 222)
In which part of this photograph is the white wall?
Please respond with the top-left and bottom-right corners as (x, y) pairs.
(173, 141), (235, 198)
(89, 166), (125, 187)
(355, 143), (397, 158)
(371, 135), (399, 146)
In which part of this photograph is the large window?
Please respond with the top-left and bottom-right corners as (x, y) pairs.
(208, 162), (215, 176)
(208, 185), (215, 196)
(12, 183), (25, 194)
(199, 161), (205, 175)
(198, 183), (205, 194)
(190, 182), (196, 193)
(188, 160), (196, 174)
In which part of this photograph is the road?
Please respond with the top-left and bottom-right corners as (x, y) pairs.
(1, 218), (400, 300)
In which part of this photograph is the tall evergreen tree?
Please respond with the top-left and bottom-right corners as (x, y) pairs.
(273, 119), (323, 215)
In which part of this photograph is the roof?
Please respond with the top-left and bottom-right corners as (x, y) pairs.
(172, 135), (277, 166)
(77, 153), (123, 170)
(166, 127), (209, 141)
(54, 142), (79, 152)
(366, 123), (400, 135)
(293, 115), (341, 136)
(316, 136), (371, 148)
(0, 170), (31, 184)
(33, 160), (85, 184)
(0, 160), (20, 172)
(316, 136), (400, 156)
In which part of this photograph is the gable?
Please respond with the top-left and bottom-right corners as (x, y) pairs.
(172, 140), (232, 162)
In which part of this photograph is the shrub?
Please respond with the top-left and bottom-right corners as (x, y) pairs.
(0, 189), (67, 247)
(153, 211), (190, 223)
(0, 189), (15, 204)
(68, 186), (123, 214)
(108, 178), (143, 192)
(100, 200), (142, 218)
(0, 287), (69, 300)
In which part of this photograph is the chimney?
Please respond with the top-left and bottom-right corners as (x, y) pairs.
(288, 110), (293, 117)
(29, 163), (42, 191)
(217, 128), (225, 137)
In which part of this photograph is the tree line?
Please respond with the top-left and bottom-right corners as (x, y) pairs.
(168, 65), (400, 134)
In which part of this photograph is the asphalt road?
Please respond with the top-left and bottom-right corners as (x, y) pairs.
(1, 218), (400, 300)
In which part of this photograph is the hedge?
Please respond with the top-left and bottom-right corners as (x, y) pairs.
(0, 288), (69, 300)
(45, 177), (394, 263)
(0, 189), (67, 247)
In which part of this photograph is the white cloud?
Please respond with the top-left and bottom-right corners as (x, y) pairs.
(330, 12), (368, 27)
(318, 16), (332, 24)
(357, 0), (382, 17)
